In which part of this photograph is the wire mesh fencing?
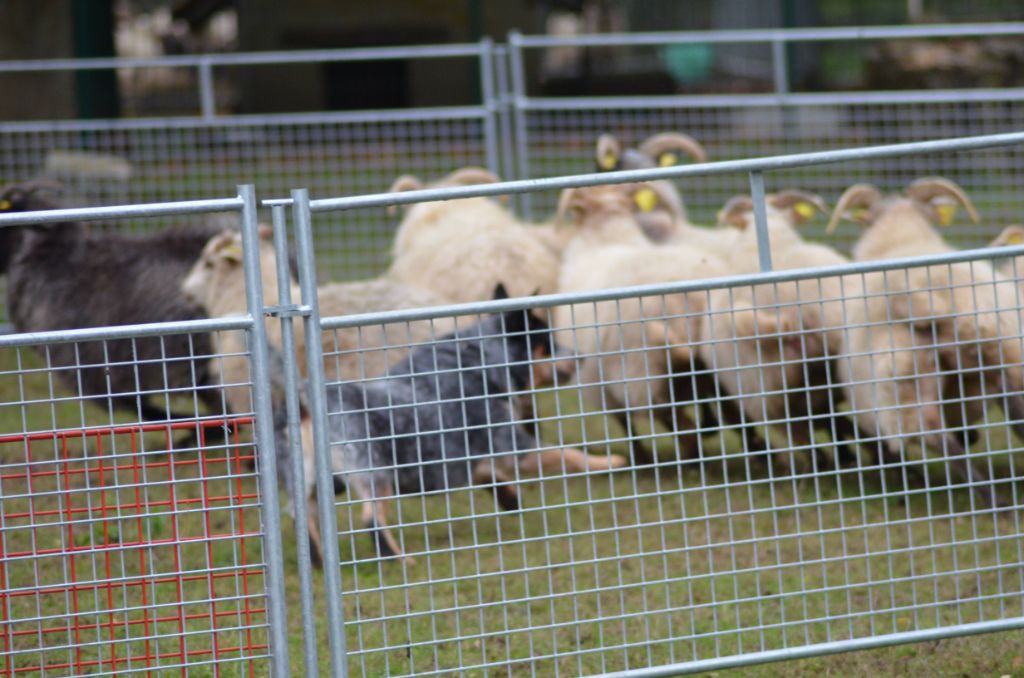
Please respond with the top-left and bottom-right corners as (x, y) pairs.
(0, 190), (293, 676)
(274, 131), (1024, 676)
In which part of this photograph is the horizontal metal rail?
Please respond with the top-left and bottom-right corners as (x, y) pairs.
(516, 87), (1024, 110)
(260, 130), (1024, 211)
(0, 42), (490, 73)
(0, 197), (243, 228)
(510, 21), (1024, 48)
(0, 315), (253, 349)
(0, 105), (492, 134)
(595, 617), (1024, 677)
(317, 240), (1024, 330)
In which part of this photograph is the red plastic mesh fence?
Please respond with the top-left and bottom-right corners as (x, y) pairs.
(0, 418), (270, 677)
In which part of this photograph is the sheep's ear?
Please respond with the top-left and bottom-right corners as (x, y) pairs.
(769, 190), (828, 225)
(717, 196), (753, 228)
(731, 308), (779, 339)
(991, 224), (1024, 248)
(905, 176), (980, 226)
(595, 134), (621, 171)
(211, 234), (244, 264)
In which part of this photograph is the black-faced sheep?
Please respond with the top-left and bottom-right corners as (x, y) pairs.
(2, 180), (228, 428)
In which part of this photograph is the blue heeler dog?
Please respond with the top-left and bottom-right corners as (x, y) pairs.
(301, 285), (625, 565)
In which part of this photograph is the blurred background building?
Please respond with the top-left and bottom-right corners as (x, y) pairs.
(4, 0), (1024, 121)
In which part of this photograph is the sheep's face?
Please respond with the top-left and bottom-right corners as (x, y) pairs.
(181, 231), (244, 309)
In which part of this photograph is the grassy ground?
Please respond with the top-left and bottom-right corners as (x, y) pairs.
(2, 337), (1024, 676)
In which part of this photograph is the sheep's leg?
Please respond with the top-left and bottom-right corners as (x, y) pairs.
(1002, 393), (1024, 447)
(613, 409), (652, 463)
(307, 495), (325, 569)
(934, 434), (1000, 509)
(659, 406), (701, 460)
(472, 461), (520, 511)
(517, 447), (628, 475)
(824, 413), (861, 468)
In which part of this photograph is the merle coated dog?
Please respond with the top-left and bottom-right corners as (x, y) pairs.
(302, 284), (623, 564)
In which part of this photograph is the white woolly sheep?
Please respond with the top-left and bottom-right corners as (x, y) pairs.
(553, 182), (731, 461)
(386, 170), (562, 302)
(830, 178), (1024, 447)
(699, 190), (859, 474)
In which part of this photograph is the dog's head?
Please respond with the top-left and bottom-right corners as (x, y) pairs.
(490, 283), (577, 389)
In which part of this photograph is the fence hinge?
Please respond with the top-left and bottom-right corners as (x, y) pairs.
(264, 304), (313, 318)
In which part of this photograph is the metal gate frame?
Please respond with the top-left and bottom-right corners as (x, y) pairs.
(273, 127), (1024, 676)
(0, 186), (293, 677)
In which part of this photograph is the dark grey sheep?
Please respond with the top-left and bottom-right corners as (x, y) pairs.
(2, 180), (229, 425)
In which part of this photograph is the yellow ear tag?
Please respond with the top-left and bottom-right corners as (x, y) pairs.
(1008, 233), (1024, 245)
(634, 188), (658, 213)
(793, 201), (816, 220)
(658, 152), (678, 167)
(599, 152), (617, 170)
(221, 243), (244, 261)
(850, 208), (870, 223)
(936, 203), (957, 227)
(0, 199), (10, 211)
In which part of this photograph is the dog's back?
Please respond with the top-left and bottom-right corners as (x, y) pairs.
(327, 305), (552, 496)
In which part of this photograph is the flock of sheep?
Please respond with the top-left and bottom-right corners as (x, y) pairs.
(3, 130), (1024, 555)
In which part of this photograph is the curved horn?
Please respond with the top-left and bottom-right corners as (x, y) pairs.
(825, 184), (883, 234)
(440, 166), (502, 187)
(385, 175), (422, 216)
(595, 134), (621, 171)
(556, 187), (581, 226)
(387, 174), (421, 194)
(637, 132), (708, 165)
(905, 176), (980, 225)
(717, 195), (754, 228)
(990, 224), (1024, 248)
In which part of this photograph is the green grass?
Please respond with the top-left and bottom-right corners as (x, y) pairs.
(2, 343), (1024, 676)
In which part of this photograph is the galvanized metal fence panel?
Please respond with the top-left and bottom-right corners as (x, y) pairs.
(0, 43), (499, 287)
(280, 130), (1024, 675)
(507, 24), (1024, 247)
(0, 191), (292, 676)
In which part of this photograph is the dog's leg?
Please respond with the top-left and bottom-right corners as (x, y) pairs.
(517, 447), (628, 475)
(472, 461), (520, 511)
(352, 477), (410, 564)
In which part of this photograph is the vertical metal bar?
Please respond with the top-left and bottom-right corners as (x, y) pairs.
(492, 45), (516, 186)
(478, 38), (501, 177)
(237, 184), (290, 678)
(270, 204), (319, 675)
(198, 59), (216, 119)
(508, 30), (533, 217)
(749, 171), (773, 272)
(291, 188), (348, 677)
(771, 38), (790, 97)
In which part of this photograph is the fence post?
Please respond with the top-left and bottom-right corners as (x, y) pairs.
(479, 38), (501, 178)
(508, 30), (533, 218)
(749, 171), (773, 272)
(492, 45), (517, 188)
(237, 184), (291, 677)
(267, 204), (320, 675)
(291, 188), (349, 677)
(198, 58), (216, 119)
